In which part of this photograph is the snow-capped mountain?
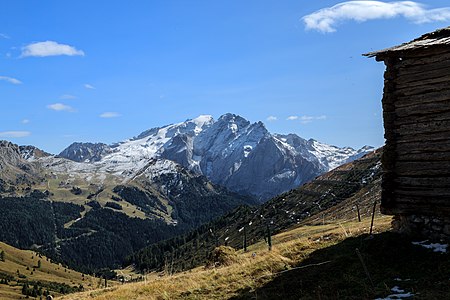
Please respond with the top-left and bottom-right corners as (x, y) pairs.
(58, 142), (112, 163)
(59, 113), (374, 201)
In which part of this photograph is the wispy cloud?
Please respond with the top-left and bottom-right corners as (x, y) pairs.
(21, 41), (85, 57)
(302, 1), (450, 33)
(0, 76), (22, 85)
(100, 112), (121, 118)
(60, 94), (77, 100)
(300, 115), (327, 124)
(0, 33), (10, 39)
(300, 116), (314, 124)
(284, 115), (327, 124)
(21, 119), (30, 124)
(84, 83), (95, 89)
(0, 131), (31, 138)
(266, 116), (278, 122)
(47, 103), (76, 112)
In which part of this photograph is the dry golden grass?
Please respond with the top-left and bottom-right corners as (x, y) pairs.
(0, 241), (99, 300)
(58, 215), (393, 300)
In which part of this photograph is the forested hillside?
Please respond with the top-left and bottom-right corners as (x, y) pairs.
(0, 184), (254, 274)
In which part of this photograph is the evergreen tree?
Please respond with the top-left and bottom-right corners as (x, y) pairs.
(0, 250), (4, 262)
(21, 283), (29, 295)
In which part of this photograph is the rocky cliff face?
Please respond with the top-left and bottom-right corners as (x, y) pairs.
(160, 114), (321, 201)
(0, 141), (43, 189)
(59, 113), (374, 201)
(58, 142), (113, 162)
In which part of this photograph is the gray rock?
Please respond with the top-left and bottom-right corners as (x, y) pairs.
(57, 114), (374, 202)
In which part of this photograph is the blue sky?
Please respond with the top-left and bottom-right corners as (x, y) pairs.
(1, 1), (450, 154)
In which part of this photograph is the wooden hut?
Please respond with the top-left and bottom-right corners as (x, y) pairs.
(365, 27), (450, 240)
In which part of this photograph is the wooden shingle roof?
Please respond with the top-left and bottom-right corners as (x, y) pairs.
(364, 26), (450, 60)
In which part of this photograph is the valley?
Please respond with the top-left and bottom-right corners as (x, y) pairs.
(0, 114), (378, 298)
(4, 4), (450, 299)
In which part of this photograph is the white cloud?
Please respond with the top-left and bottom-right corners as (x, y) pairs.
(300, 116), (315, 124)
(300, 115), (328, 124)
(0, 76), (22, 85)
(21, 41), (85, 57)
(266, 116), (278, 122)
(100, 112), (121, 118)
(302, 1), (450, 33)
(47, 103), (76, 112)
(0, 33), (9, 39)
(21, 119), (30, 124)
(285, 115), (327, 123)
(84, 83), (95, 89)
(60, 94), (77, 100)
(0, 131), (31, 138)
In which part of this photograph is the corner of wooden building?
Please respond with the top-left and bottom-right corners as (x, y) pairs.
(366, 26), (450, 242)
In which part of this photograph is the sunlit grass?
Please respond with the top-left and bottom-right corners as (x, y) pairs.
(58, 215), (393, 300)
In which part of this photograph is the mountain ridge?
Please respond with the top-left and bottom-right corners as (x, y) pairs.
(59, 113), (374, 201)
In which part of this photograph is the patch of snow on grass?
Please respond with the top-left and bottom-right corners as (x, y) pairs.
(394, 278), (410, 282)
(375, 292), (414, 300)
(391, 286), (405, 293)
(412, 240), (448, 253)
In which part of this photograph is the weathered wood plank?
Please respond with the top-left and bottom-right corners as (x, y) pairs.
(393, 197), (450, 207)
(396, 161), (450, 176)
(394, 176), (450, 187)
(396, 140), (450, 154)
(394, 90), (450, 109)
(391, 50), (450, 68)
(393, 192), (450, 202)
(382, 203), (450, 216)
(396, 65), (450, 85)
(395, 57), (450, 77)
(393, 80), (450, 96)
(396, 151), (450, 162)
(395, 110), (450, 127)
(396, 131), (450, 145)
(396, 100), (450, 118)
(395, 187), (450, 196)
(394, 120), (450, 135)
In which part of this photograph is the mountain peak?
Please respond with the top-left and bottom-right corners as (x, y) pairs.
(56, 113), (373, 201)
(185, 115), (214, 134)
(218, 113), (247, 123)
(59, 142), (112, 163)
(190, 114), (214, 124)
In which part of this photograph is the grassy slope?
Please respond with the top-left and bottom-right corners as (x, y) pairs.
(58, 213), (450, 299)
(37, 177), (148, 220)
(127, 149), (383, 274)
(0, 241), (100, 300)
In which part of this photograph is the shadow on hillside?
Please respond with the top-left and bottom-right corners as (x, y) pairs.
(230, 232), (450, 300)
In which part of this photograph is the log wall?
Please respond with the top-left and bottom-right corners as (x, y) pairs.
(380, 49), (450, 217)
